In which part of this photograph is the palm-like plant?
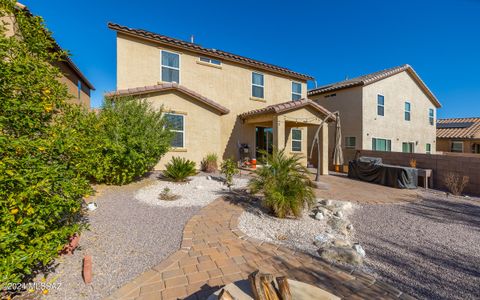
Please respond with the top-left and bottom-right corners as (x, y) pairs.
(249, 148), (314, 218)
(163, 156), (197, 182)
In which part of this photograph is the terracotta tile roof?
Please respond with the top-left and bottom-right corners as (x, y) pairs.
(107, 22), (313, 81)
(239, 98), (334, 121)
(16, 3), (95, 90)
(308, 64), (441, 108)
(105, 83), (230, 115)
(437, 118), (480, 139)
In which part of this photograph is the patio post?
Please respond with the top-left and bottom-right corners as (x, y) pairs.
(272, 115), (285, 150)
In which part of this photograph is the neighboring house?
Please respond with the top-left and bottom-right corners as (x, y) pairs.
(307, 64), (442, 167)
(2, 3), (95, 108)
(106, 23), (333, 173)
(437, 118), (480, 154)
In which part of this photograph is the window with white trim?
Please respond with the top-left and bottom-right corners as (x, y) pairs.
(377, 94), (384, 116)
(161, 50), (180, 83)
(426, 143), (431, 154)
(451, 141), (463, 153)
(291, 128), (302, 152)
(345, 137), (356, 149)
(292, 82), (302, 101)
(164, 113), (185, 148)
(429, 108), (434, 125)
(252, 72), (264, 99)
(199, 57), (221, 65)
(402, 142), (414, 153)
(372, 138), (391, 151)
(405, 102), (411, 121)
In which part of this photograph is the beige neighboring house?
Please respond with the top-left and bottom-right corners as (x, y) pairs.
(307, 64), (442, 167)
(2, 3), (95, 108)
(106, 23), (334, 172)
(437, 118), (480, 154)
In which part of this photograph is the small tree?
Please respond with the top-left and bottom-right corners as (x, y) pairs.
(220, 158), (239, 190)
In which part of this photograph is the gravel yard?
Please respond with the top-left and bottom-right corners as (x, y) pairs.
(350, 191), (480, 300)
(40, 173), (244, 300)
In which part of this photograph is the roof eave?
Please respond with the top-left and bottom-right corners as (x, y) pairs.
(108, 23), (314, 81)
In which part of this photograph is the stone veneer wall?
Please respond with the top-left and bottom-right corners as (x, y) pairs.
(356, 150), (480, 196)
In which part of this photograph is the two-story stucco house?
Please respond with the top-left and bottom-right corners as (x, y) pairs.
(2, 3), (95, 108)
(106, 23), (334, 173)
(307, 65), (442, 167)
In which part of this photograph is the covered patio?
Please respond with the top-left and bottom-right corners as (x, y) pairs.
(239, 99), (335, 175)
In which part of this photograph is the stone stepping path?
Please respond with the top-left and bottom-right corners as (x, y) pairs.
(105, 198), (412, 300)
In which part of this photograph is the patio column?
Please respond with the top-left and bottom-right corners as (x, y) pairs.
(320, 124), (329, 175)
(273, 115), (285, 150)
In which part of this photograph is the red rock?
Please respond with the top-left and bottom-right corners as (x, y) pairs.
(83, 255), (93, 284)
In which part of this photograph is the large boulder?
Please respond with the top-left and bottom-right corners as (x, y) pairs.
(318, 246), (363, 265)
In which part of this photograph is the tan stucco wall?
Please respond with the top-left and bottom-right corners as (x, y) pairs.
(309, 86), (363, 166)
(437, 138), (480, 154)
(142, 91), (222, 169)
(116, 33), (312, 165)
(311, 71), (438, 169)
(362, 71), (437, 154)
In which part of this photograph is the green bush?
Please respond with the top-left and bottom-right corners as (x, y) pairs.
(163, 157), (197, 182)
(201, 153), (218, 173)
(249, 149), (314, 218)
(220, 158), (239, 190)
(0, 1), (91, 286)
(90, 98), (172, 185)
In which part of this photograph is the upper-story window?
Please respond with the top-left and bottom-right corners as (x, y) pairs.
(199, 57), (221, 66)
(405, 102), (411, 121)
(377, 94), (384, 116)
(77, 80), (81, 100)
(252, 72), (264, 99)
(292, 82), (302, 101)
(429, 108), (434, 125)
(161, 50), (180, 83)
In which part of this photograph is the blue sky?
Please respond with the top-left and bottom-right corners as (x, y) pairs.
(25, 0), (480, 118)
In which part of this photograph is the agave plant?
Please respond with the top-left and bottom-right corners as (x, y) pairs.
(163, 156), (197, 182)
(249, 148), (314, 218)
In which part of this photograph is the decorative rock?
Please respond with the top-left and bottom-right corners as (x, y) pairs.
(334, 211), (344, 218)
(322, 199), (332, 206)
(313, 234), (333, 247)
(206, 176), (212, 180)
(318, 246), (363, 265)
(346, 224), (354, 231)
(353, 243), (366, 257)
(87, 202), (97, 211)
(316, 206), (331, 216)
(83, 255), (93, 284)
(315, 212), (324, 220)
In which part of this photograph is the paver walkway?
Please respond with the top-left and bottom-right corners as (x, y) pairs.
(106, 197), (412, 300)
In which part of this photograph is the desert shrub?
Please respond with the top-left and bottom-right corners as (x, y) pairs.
(86, 98), (172, 185)
(0, 1), (91, 286)
(444, 172), (469, 196)
(249, 149), (314, 218)
(220, 158), (239, 190)
(201, 153), (218, 173)
(163, 157), (197, 182)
